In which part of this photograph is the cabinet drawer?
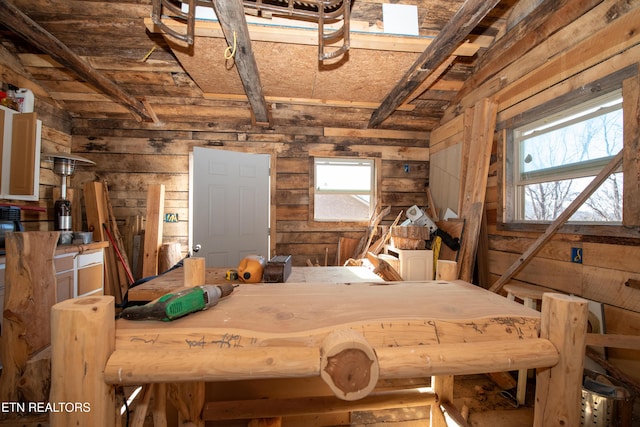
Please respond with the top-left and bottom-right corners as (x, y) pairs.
(77, 250), (103, 268)
(54, 254), (74, 273)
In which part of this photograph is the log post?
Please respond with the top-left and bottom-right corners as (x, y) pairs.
(151, 383), (168, 427)
(184, 257), (206, 287)
(320, 329), (379, 401)
(435, 260), (457, 281)
(167, 382), (205, 427)
(430, 375), (453, 427)
(50, 296), (116, 427)
(534, 293), (588, 427)
(0, 231), (59, 404)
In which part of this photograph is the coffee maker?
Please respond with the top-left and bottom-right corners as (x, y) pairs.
(45, 153), (95, 232)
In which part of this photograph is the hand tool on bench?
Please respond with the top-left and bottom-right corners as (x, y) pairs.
(120, 283), (235, 321)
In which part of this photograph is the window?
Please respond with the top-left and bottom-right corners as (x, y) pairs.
(511, 90), (623, 223)
(313, 157), (375, 222)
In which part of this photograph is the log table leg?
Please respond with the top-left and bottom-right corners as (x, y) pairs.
(168, 382), (205, 427)
(151, 383), (168, 427)
(320, 329), (379, 401)
(430, 375), (453, 427)
(534, 293), (588, 427)
(50, 296), (116, 427)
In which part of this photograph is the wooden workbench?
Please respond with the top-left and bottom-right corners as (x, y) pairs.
(50, 280), (589, 427)
(127, 265), (384, 301)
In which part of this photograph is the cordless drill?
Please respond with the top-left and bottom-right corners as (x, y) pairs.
(120, 283), (235, 321)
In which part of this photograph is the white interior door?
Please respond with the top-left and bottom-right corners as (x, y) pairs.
(190, 147), (270, 267)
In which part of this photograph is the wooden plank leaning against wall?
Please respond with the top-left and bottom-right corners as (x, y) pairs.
(430, 0), (640, 383)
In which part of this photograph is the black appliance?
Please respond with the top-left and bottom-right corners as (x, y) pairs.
(0, 206), (24, 250)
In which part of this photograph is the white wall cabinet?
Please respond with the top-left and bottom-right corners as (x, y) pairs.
(0, 105), (41, 201)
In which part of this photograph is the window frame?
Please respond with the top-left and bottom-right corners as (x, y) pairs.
(497, 66), (640, 238)
(310, 156), (379, 224)
(511, 89), (623, 222)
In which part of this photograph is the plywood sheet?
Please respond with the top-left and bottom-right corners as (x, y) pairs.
(173, 37), (420, 103)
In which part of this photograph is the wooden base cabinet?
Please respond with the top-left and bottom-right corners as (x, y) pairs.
(54, 248), (104, 300)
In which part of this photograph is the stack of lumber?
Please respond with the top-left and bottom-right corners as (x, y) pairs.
(84, 180), (133, 304)
(121, 215), (145, 281)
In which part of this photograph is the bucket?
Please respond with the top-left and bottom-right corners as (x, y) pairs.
(15, 88), (34, 113)
(581, 369), (634, 427)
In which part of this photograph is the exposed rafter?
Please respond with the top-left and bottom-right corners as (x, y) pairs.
(212, 0), (271, 125)
(368, 0), (501, 128)
(0, 0), (155, 122)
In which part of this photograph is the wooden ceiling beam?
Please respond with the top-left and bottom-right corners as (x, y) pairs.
(212, 0), (270, 125)
(145, 17), (485, 56)
(0, 0), (155, 122)
(368, 0), (501, 128)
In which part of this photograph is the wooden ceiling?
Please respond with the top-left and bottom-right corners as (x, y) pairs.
(0, 0), (523, 131)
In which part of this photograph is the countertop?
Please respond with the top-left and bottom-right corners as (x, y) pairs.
(0, 240), (109, 266)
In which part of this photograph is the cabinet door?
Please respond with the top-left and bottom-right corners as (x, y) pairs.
(77, 264), (103, 296)
(56, 270), (74, 302)
(0, 106), (41, 201)
(9, 113), (37, 196)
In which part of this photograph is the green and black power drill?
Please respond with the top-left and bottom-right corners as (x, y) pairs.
(120, 283), (235, 321)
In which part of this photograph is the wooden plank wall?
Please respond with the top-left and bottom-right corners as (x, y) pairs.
(437, 0), (640, 381)
(68, 119), (429, 266)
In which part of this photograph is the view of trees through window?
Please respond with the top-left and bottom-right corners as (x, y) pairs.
(514, 91), (623, 222)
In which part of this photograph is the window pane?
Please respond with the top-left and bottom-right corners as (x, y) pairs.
(316, 161), (372, 192)
(520, 109), (623, 176)
(314, 194), (371, 221)
(513, 90), (623, 223)
(522, 172), (623, 222)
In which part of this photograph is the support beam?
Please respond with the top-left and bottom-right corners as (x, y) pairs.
(534, 293), (588, 427)
(368, 0), (500, 128)
(458, 98), (498, 283)
(489, 150), (623, 293)
(202, 389), (436, 421)
(0, 0), (155, 122)
(50, 296), (116, 427)
(212, 0), (270, 125)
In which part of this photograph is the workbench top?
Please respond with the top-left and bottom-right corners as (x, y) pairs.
(118, 280), (541, 337)
(0, 240), (108, 266)
(127, 265), (384, 301)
